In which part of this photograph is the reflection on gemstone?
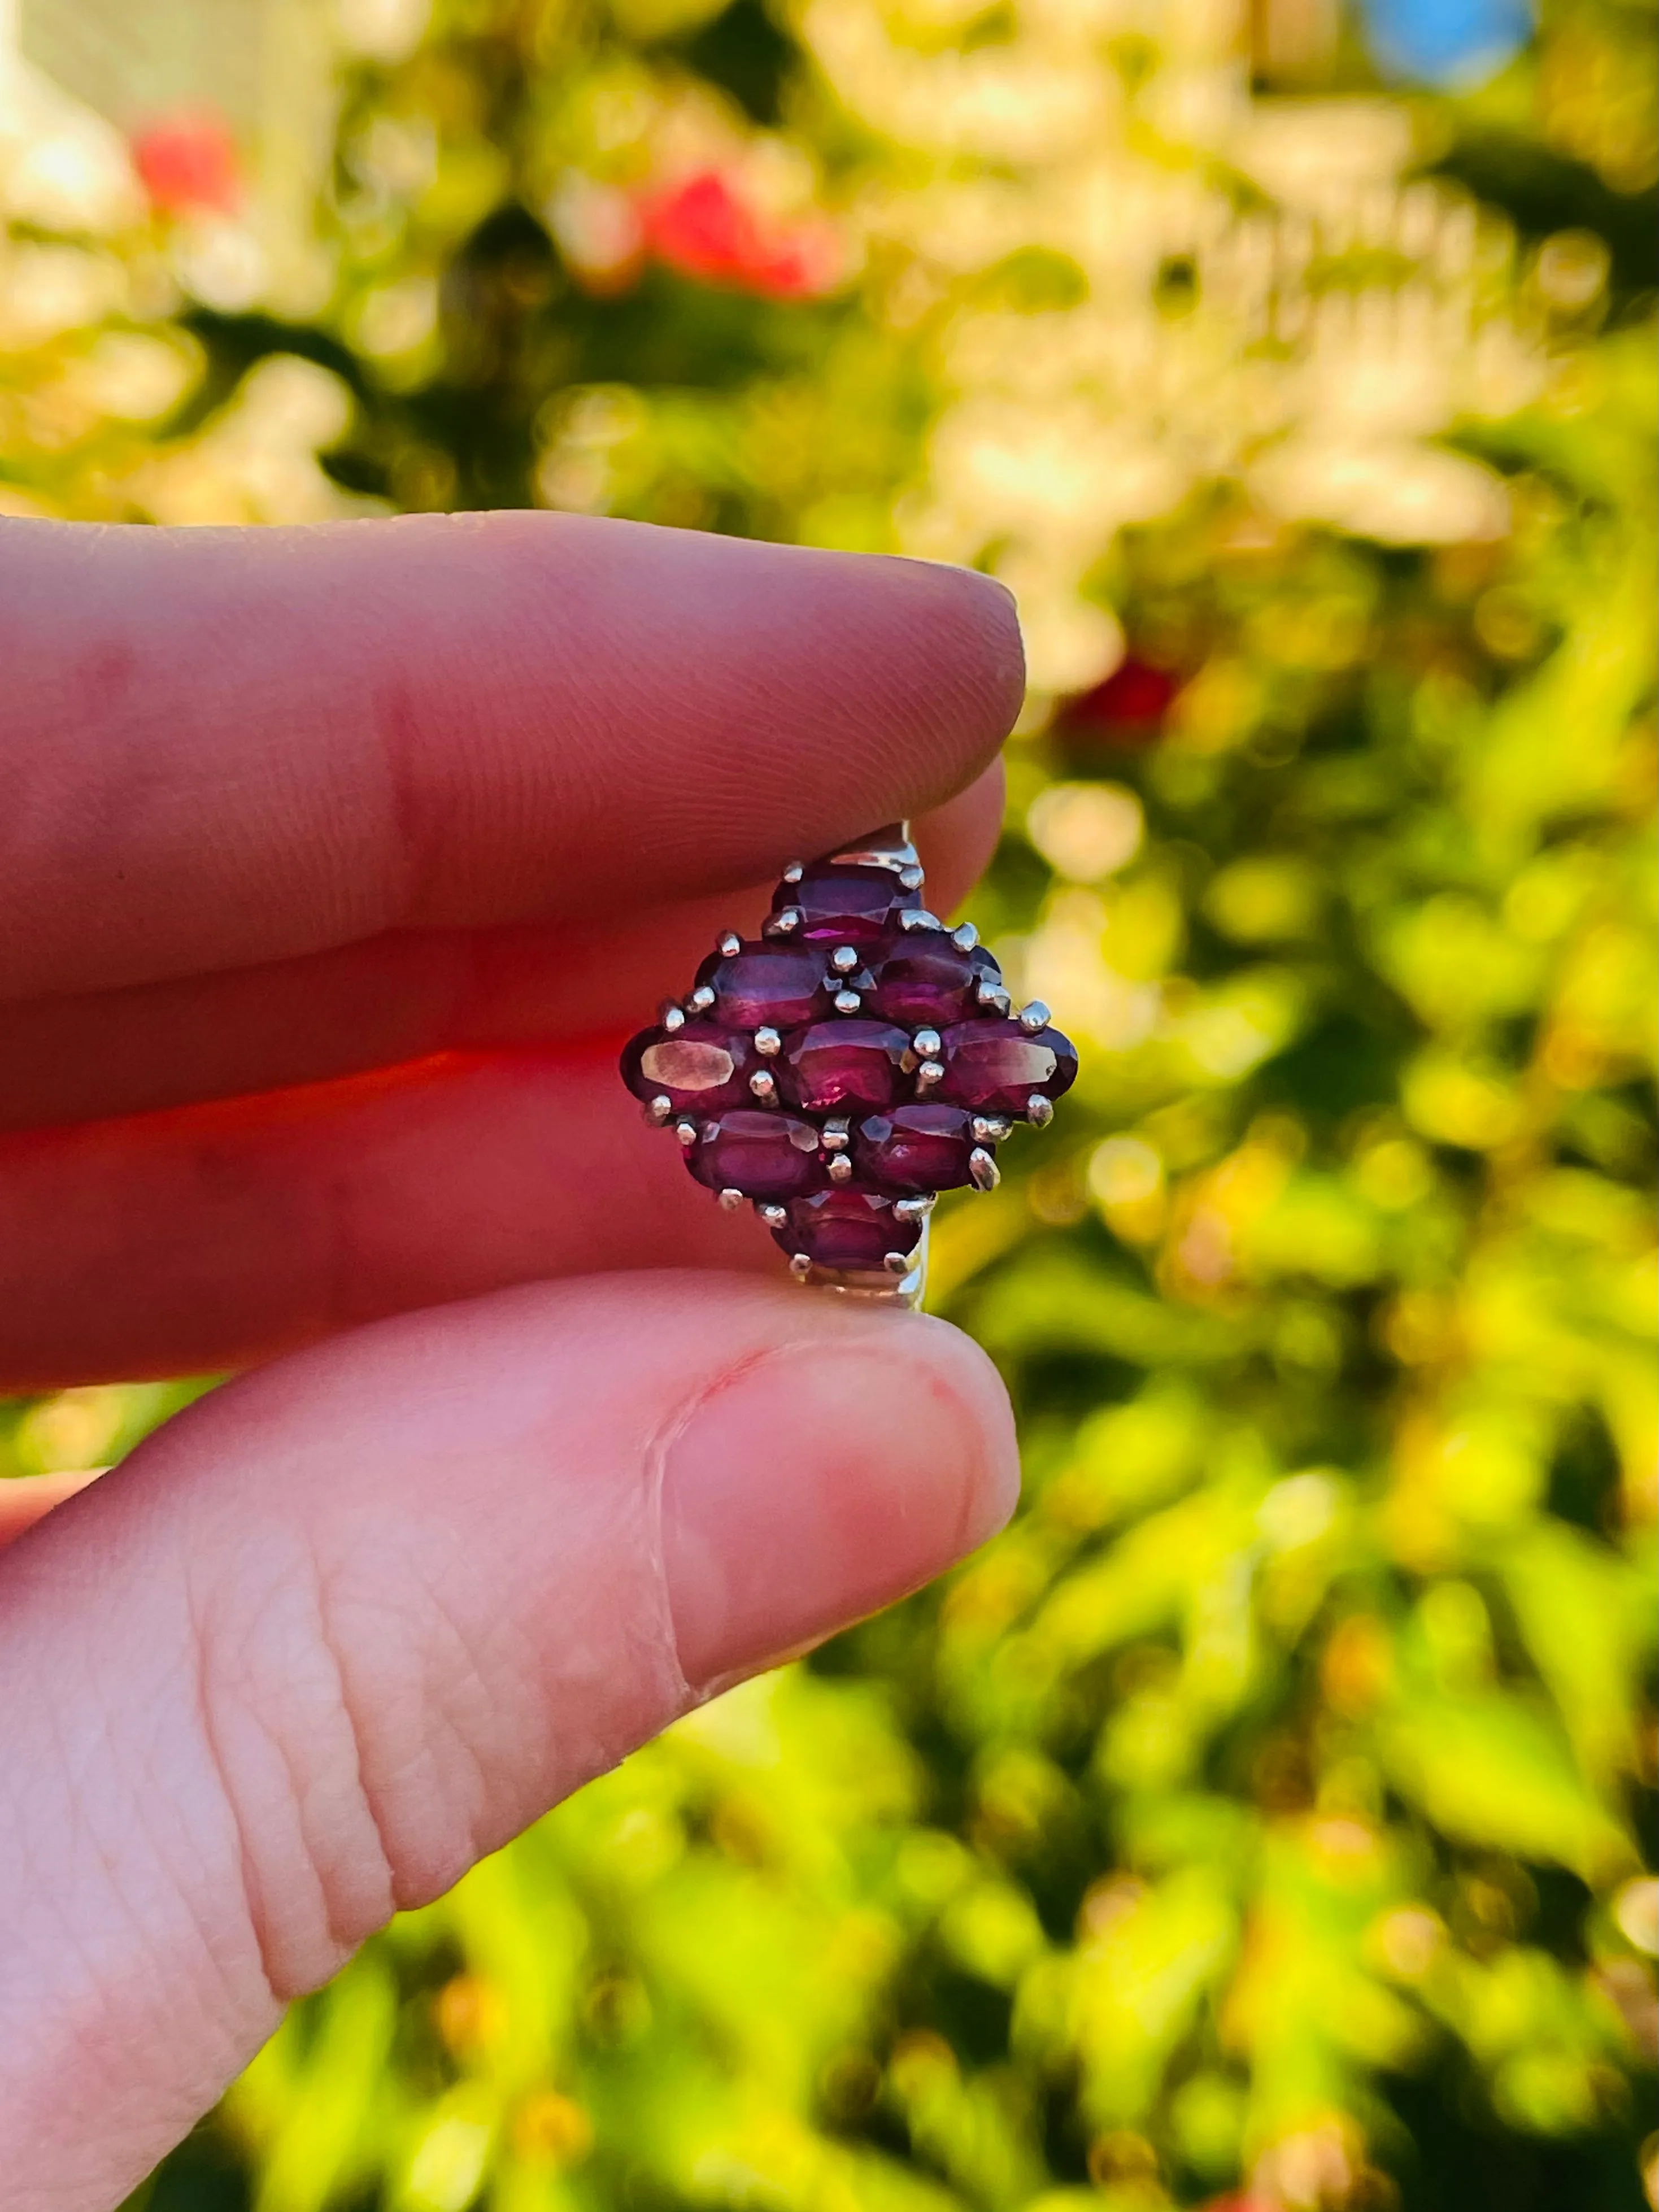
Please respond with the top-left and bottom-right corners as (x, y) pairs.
(937, 1018), (1079, 1114)
(640, 1038), (735, 1091)
(621, 1021), (759, 1112)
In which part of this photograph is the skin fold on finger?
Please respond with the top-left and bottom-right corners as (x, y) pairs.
(0, 1044), (782, 1390)
(0, 1272), (1017, 2211)
(0, 512), (1022, 1001)
(0, 767), (1004, 1131)
(0, 1469), (104, 1551)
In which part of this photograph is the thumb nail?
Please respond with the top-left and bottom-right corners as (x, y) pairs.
(660, 1312), (1017, 1693)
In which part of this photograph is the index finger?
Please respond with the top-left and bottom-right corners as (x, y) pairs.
(0, 512), (1022, 1000)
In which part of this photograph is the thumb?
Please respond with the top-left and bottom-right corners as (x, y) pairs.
(0, 1272), (1016, 2212)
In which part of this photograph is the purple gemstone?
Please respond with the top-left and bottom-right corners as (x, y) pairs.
(867, 935), (1004, 1027)
(688, 1111), (826, 1199)
(855, 1103), (978, 1192)
(698, 943), (831, 1031)
(770, 1187), (921, 1269)
(621, 1022), (759, 1113)
(778, 1020), (911, 1112)
(935, 1018), (1079, 1115)
(773, 863), (921, 944)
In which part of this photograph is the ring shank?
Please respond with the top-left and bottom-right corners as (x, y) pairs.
(825, 821), (919, 874)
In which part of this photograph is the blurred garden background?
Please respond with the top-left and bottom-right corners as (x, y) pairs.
(1, 0), (1655, 2205)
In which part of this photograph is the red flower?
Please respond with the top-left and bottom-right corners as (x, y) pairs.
(637, 169), (838, 299)
(1062, 655), (1181, 744)
(131, 112), (241, 216)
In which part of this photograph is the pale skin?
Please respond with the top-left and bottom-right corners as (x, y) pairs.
(0, 512), (1025, 2210)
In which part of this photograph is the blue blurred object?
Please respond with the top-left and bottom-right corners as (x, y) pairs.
(1362, 0), (1532, 81)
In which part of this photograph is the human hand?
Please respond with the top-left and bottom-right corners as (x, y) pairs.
(0, 513), (1024, 2209)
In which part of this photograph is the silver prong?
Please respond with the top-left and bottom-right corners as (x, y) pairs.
(883, 1250), (913, 1277)
(764, 906), (802, 938)
(718, 1187), (745, 1212)
(754, 1026), (782, 1058)
(1027, 1094), (1055, 1128)
(828, 1153), (854, 1183)
(646, 1094), (673, 1125)
(717, 930), (743, 958)
(750, 1070), (778, 1103)
(968, 1146), (1000, 1191)
(661, 1001), (688, 1032)
(821, 1118), (851, 1151)
(898, 909), (944, 934)
(830, 944), (860, 974)
(915, 1060), (944, 1092)
(894, 1194), (936, 1223)
(970, 1114), (1012, 1143)
(912, 1027), (943, 1061)
(759, 1202), (789, 1229)
(834, 988), (863, 1014)
(782, 862), (804, 885)
(789, 1251), (814, 1278)
(688, 985), (717, 1013)
(674, 1120), (699, 1148)
(976, 977), (1012, 1013)
(951, 922), (979, 951)
(899, 864), (925, 891)
(1018, 1000), (1051, 1035)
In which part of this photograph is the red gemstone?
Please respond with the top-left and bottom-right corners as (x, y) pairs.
(868, 935), (1004, 1027)
(621, 1022), (759, 1112)
(778, 1020), (911, 1112)
(769, 1186), (920, 1269)
(698, 943), (831, 1031)
(935, 1018), (1078, 1114)
(854, 1104), (978, 1191)
(688, 1111), (826, 1199)
(773, 863), (920, 943)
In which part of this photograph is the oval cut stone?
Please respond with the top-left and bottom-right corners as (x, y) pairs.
(935, 1018), (1079, 1115)
(688, 1111), (825, 1199)
(697, 943), (831, 1032)
(778, 1020), (911, 1113)
(770, 1187), (921, 1270)
(854, 1104), (978, 1191)
(621, 1022), (757, 1112)
(867, 935), (1003, 1027)
(773, 863), (920, 944)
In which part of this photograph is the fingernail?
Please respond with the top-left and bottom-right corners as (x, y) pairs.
(660, 1312), (1017, 1693)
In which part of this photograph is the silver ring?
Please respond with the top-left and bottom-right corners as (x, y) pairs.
(620, 821), (1076, 1308)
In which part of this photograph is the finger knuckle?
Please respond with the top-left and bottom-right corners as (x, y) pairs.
(186, 1522), (490, 2000)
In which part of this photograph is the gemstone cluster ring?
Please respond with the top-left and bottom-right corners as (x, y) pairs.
(621, 823), (1077, 1307)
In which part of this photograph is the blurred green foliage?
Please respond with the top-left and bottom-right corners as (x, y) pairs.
(2, 0), (1655, 2206)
